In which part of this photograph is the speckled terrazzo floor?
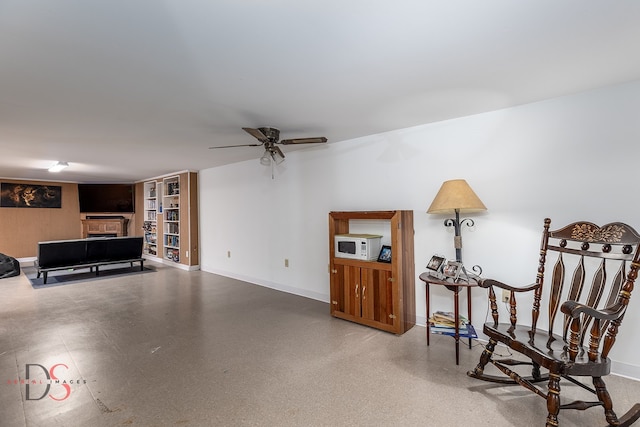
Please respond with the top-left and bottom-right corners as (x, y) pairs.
(1, 261), (639, 426)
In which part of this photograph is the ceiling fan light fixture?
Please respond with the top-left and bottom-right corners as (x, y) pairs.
(272, 152), (285, 165)
(271, 146), (285, 165)
(259, 151), (271, 166)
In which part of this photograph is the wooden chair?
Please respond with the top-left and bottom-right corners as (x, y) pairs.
(468, 218), (640, 426)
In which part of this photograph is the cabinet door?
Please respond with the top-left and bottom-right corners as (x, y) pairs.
(360, 267), (394, 327)
(333, 265), (361, 318)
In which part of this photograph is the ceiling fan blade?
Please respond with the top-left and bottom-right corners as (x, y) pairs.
(279, 137), (328, 145)
(242, 127), (269, 142)
(209, 143), (262, 149)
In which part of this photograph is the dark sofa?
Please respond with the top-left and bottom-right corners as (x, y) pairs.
(35, 236), (144, 284)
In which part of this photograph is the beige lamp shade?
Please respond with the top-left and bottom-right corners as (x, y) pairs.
(427, 179), (487, 214)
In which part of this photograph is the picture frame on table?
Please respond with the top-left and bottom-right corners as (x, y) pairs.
(426, 255), (446, 272)
(443, 260), (463, 280)
(377, 245), (392, 263)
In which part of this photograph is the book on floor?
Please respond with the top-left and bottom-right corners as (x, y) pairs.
(430, 323), (477, 338)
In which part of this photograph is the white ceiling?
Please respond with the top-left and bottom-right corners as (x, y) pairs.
(2, 1), (640, 183)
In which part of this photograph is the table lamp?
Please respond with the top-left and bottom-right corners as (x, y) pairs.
(427, 179), (486, 263)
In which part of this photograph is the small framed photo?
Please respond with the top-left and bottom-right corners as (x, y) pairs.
(443, 260), (463, 280)
(377, 245), (392, 263)
(426, 255), (446, 272)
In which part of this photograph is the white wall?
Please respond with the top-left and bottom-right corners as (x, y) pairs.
(199, 80), (640, 379)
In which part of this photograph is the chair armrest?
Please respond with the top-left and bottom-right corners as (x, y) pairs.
(561, 300), (625, 321)
(478, 278), (540, 293)
(480, 279), (540, 328)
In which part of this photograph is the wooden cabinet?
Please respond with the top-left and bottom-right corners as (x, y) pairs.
(329, 210), (415, 335)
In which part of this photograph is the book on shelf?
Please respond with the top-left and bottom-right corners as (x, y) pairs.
(430, 323), (477, 339)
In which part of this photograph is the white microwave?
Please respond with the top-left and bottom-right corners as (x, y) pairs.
(334, 234), (382, 261)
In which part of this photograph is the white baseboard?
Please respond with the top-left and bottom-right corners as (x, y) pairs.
(142, 254), (163, 263)
(17, 257), (36, 266)
(201, 266), (329, 303)
(611, 360), (640, 381)
(163, 260), (199, 271)
(416, 314), (428, 327)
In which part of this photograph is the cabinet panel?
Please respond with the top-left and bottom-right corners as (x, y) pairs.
(340, 265), (359, 318)
(360, 267), (375, 321)
(105, 223), (119, 232)
(81, 219), (127, 238)
(362, 268), (393, 326)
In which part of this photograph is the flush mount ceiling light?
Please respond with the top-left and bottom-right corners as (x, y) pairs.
(48, 161), (69, 172)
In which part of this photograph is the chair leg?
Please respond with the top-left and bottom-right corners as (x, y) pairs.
(468, 338), (497, 377)
(532, 362), (542, 381)
(546, 373), (561, 427)
(593, 376), (619, 426)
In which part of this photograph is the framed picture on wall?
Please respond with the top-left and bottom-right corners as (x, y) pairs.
(377, 245), (392, 263)
(0, 183), (62, 208)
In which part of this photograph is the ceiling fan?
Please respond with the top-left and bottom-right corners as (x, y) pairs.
(209, 127), (328, 166)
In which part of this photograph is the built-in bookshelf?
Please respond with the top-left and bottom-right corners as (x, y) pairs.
(136, 171), (198, 270)
(143, 181), (158, 256)
(163, 175), (180, 262)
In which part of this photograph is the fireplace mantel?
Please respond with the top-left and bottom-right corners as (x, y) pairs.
(81, 218), (129, 238)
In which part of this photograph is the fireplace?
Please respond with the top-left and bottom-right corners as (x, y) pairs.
(81, 218), (129, 239)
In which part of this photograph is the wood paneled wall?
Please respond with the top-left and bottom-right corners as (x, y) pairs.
(0, 180), (81, 258)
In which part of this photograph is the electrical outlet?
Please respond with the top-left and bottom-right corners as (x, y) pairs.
(284, 259), (289, 267)
(502, 289), (510, 303)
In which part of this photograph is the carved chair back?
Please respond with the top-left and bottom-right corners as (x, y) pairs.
(530, 219), (640, 361)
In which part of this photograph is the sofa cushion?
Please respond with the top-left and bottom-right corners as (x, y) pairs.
(86, 238), (109, 263)
(104, 237), (143, 261)
(37, 240), (88, 268)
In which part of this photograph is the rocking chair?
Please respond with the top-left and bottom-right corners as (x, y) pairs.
(468, 218), (640, 426)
